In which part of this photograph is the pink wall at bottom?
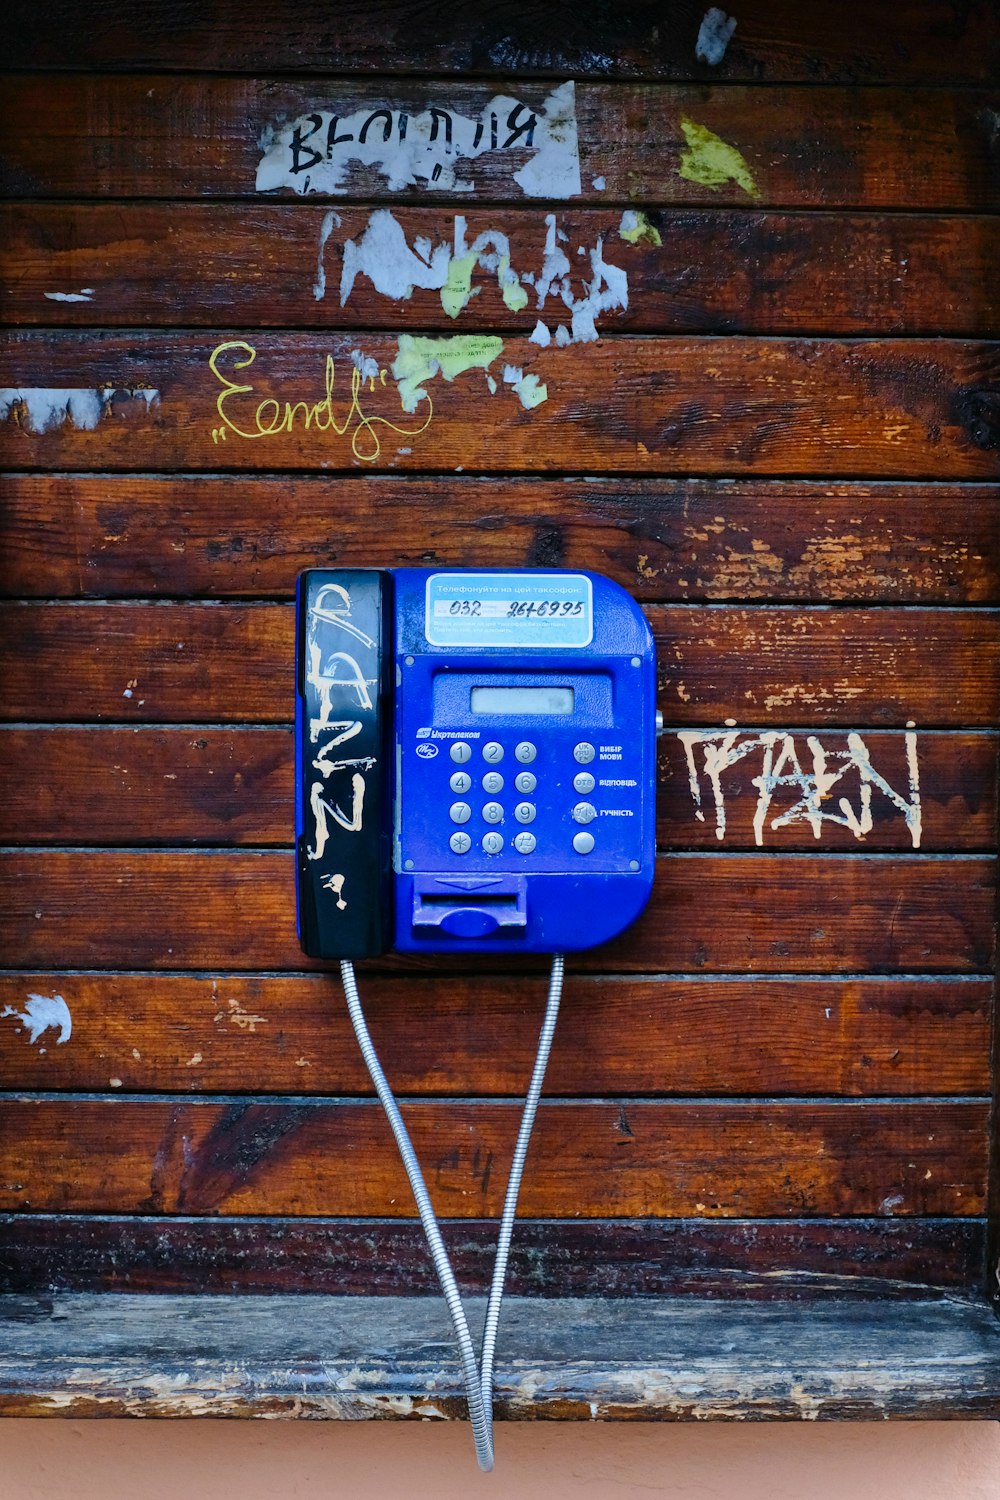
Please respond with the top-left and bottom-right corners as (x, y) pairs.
(1, 1420), (998, 1499)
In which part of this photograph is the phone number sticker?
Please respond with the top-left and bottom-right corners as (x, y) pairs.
(425, 573), (594, 648)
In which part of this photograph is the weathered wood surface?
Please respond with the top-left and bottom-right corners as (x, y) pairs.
(3, 335), (998, 478)
(0, 1098), (987, 1217)
(7, 0), (998, 82)
(5, 477), (998, 605)
(1, 1216), (984, 1297)
(7, 206), (999, 337)
(4, 1293), (1000, 1419)
(3, 79), (998, 210)
(0, 851), (993, 973)
(0, 972), (989, 1097)
(1, 604), (996, 727)
(0, 726), (993, 851)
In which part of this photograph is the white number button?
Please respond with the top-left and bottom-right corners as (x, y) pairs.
(482, 801), (504, 824)
(513, 831), (536, 854)
(450, 771), (472, 794)
(572, 802), (596, 824)
(573, 832), (595, 854)
(450, 801), (472, 824)
(573, 742), (595, 764)
(482, 771), (504, 794)
(482, 831), (504, 854)
(573, 771), (595, 794)
(483, 742), (504, 763)
(450, 742), (472, 763)
(514, 742), (536, 764)
(514, 802), (536, 824)
(450, 832), (472, 854)
(514, 771), (536, 794)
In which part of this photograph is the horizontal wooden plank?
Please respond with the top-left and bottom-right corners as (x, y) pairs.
(6, 206), (999, 338)
(1, 603), (995, 727)
(5, 1293), (1000, 1421)
(0, 972), (988, 1096)
(4, 477), (998, 605)
(2, 78), (997, 209)
(7, 0), (997, 82)
(0, 1215), (984, 1297)
(3, 334), (998, 478)
(0, 851), (992, 973)
(0, 1098), (987, 1217)
(1, 726), (994, 851)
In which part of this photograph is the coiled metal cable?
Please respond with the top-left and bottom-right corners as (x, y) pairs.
(340, 954), (564, 1472)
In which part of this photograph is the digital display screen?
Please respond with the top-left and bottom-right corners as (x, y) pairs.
(470, 686), (575, 716)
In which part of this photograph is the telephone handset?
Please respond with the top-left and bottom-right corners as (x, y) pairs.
(295, 568), (657, 1470)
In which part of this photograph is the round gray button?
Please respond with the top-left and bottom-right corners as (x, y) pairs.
(572, 801), (596, 824)
(573, 831), (595, 854)
(573, 742), (595, 764)
(449, 801), (472, 824)
(514, 741), (536, 764)
(513, 831), (536, 854)
(449, 832), (472, 854)
(514, 802), (536, 824)
(573, 771), (595, 794)
(482, 831), (504, 854)
(482, 771), (504, 794)
(514, 771), (536, 794)
(482, 801), (504, 824)
(482, 741), (504, 763)
(450, 742), (472, 763)
(450, 770), (472, 794)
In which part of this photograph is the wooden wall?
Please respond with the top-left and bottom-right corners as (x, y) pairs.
(0, 1), (997, 1304)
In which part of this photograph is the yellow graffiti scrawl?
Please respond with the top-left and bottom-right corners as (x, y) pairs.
(208, 340), (432, 463)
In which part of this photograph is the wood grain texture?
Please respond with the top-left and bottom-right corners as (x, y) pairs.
(0, 851), (993, 973)
(1, 726), (994, 851)
(0, 972), (989, 1096)
(4, 1293), (1000, 1420)
(0, 1097), (987, 1217)
(3, 334), (998, 478)
(2, 79), (998, 209)
(6, 205), (1000, 338)
(4, 477), (998, 605)
(6, 0), (997, 82)
(0, 1216), (985, 1297)
(1, 603), (995, 727)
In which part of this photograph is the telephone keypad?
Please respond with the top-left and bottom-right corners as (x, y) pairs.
(513, 831), (536, 854)
(482, 801), (504, 824)
(449, 801), (472, 824)
(482, 741), (504, 763)
(514, 741), (536, 763)
(482, 831), (504, 854)
(450, 771), (472, 794)
(450, 832), (472, 854)
(450, 742), (472, 763)
(514, 802), (536, 824)
(514, 771), (536, 794)
(482, 771), (504, 794)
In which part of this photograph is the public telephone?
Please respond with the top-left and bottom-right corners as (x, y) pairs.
(295, 567), (658, 1469)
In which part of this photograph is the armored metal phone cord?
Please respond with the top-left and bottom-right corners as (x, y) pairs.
(340, 953), (564, 1473)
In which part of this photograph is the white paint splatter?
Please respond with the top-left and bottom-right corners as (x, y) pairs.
(1, 993), (72, 1046)
(696, 7), (738, 65)
(677, 729), (922, 847)
(529, 321), (551, 347)
(44, 289), (95, 303)
(502, 364), (547, 410)
(0, 387), (158, 434)
(313, 210), (341, 300)
(591, 176), (606, 191)
(257, 82), (580, 199)
(349, 349), (381, 382)
(337, 209), (450, 304)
